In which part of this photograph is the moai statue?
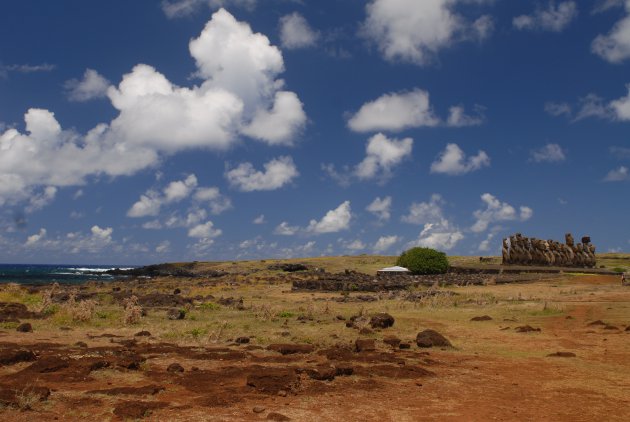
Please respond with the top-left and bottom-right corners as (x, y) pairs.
(564, 243), (575, 267)
(575, 243), (585, 267)
(502, 238), (510, 265)
(588, 243), (597, 268)
(524, 236), (533, 264)
(565, 233), (575, 248)
(509, 235), (519, 264)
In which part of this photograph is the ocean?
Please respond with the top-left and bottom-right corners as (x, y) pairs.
(0, 264), (135, 285)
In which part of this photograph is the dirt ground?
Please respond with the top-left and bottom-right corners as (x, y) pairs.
(1, 272), (629, 421)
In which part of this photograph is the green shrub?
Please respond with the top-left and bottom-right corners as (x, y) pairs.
(277, 310), (294, 318)
(612, 267), (626, 273)
(199, 302), (220, 311)
(396, 247), (449, 275)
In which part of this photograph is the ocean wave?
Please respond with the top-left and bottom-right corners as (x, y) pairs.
(65, 267), (134, 273)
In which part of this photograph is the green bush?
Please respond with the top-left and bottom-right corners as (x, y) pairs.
(396, 247), (449, 275)
(612, 267), (626, 274)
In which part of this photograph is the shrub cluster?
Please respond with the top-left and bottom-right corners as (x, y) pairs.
(396, 247), (449, 275)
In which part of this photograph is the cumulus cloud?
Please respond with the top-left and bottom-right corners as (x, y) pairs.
(513, 1), (578, 32)
(161, 0), (256, 18)
(430, 143), (490, 175)
(253, 214), (266, 224)
(64, 69), (111, 102)
(188, 221), (222, 239)
(0, 63), (55, 78)
(341, 239), (366, 251)
(155, 240), (171, 254)
(324, 133), (413, 185)
(348, 89), (439, 133)
(373, 235), (400, 253)
(471, 193), (533, 233)
(366, 196), (392, 221)
(279, 12), (319, 49)
(402, 194), (463, 250)
(544, 101), (572, 117)
(25, 228), (47, 247)
(25, 186), (57, 213)
(274, 221), (299, 236)
(547, 85), (630, 122)
(592, 0), (630, 63)
(225, 156), (299, 192)
(530, 143), (566, 163)
(128, 174), (197, 217)
(361, 0), (493, 66)
(0, 9), (305, 206)
(604, 166), (630, 181)
(306, 201), (352, 234)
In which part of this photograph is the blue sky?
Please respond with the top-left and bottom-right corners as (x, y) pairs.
(1, 0), (629, 265)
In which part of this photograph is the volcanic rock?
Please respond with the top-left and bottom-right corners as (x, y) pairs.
(416, 330), (452, 348)
(369, 313), (395, 329)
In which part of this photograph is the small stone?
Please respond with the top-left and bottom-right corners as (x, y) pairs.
(369, 313), (395, 329)
(399, 342), (411, 349)
(359, 327), (373, 335)
(277, 390), (288, 397)
(16, 323), (33, 333)
(235, 336), (250, 344)
(416, 329), (452, 348)
(355, 338), (375, 352)
(267, 412), (291, 421)
(134, 330), (152, 337)
(166, 308), (185, 320)
(253, 406), (266, 413)
(167, 362), (184, 373)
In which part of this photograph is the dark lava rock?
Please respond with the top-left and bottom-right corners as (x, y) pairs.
(359, 327), (373, 335)
(246, 368), (299, 394)
(16, 322), (33, 333)
(0, 349), (37, 366)
(334, 366), (354, 376)
(173, 288), (181, 295)
(336, 315), (346, 321)
(383, 336), (401, 348)
(547, 352), (576, 358)
(305, 366), (336, 381)
(267, 412), (292, 421)
(235, 336), (250, 344)
(355, 338), (376, 352)
(113, 400), (168, 419)
(399, 343), (411, 349)
(0, 302), (39, 322)
(345, 321), (355, 328)
(166, 308), (186, 320)
(267, 344), (314, 355)
(626, 326), (630, 332)
(604, 325), (619, 330)
(587, 320), (607, 326)
(470, 315), (493, 321)
(267, 263), (308, 272)
(0, 386), (50, 407)
(25, 356), (70, 373)
(88, 385), (165, 396)
(515, 325), (541, 333)
(167, 363), (184, 373)
(416, 330), (453, 348)
(369, 313), (395, 329)
(135, 330), (152, 337)
(75, 341), (88, 348)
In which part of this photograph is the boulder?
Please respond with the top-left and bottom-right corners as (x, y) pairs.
(416, 329), (452, 348)
(166, 308), (185, 320)
(355, 338), (376, 352)
(369, 313), (395, 329)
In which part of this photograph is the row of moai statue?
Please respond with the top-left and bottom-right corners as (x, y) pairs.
(502, 233), (596, 268)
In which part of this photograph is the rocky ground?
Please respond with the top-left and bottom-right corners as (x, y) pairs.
(0, 258), (629, 421)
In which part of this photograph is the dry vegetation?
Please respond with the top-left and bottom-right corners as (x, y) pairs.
(0, 254), (629, 421)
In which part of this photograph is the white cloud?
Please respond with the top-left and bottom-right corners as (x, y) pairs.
(240, 91), (306, 145)
(402, 194), (448, 225)
(25, 186), (57, 213)
(348, 89), (439, 133)
(361, 0), (492, 66)
(25, 228), (47, 247)
(64, 69), (111, 102)
(530, 143), (566, 163)
(366, 196), (392, 221)
(446, 105), (484, 127)
(548, 85), (630, 122)
(373, 235), (400, 253)
(0, 9), (305, 206)
(128, 191), (162, 218)
(253, 214), (266, 224)
(430, 143), (490, 175)
(593, 0), (625, 14)
(274, 221), (299, 236)
(188, 221), (222, 239)
(279, 12), (319, 49)
(478, 232), (495, 252)
(355, 133), (413, 180)
(410, 223), (464, 251)
(91, 225), (113, 243)
(342, 239), (366, 251)
(604, 165), (630, 181)
(164, 174), (198, 203)
(402, 195), (463, 251)
(193, 187), (232, 215)
(226, 156), (299, 192)
(306, 201), (352, 234)
(513, 1), (578, 32)
(471, 193), (533, 233)
(326, 134), (412, 185)
(592, 1), (630, 63)
(161, 0), (256, 18)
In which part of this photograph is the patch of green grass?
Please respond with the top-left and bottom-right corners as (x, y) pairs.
(199, 302), (220, 311)
(0, 321), (19, 329)
(277, 310), (294, 318)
